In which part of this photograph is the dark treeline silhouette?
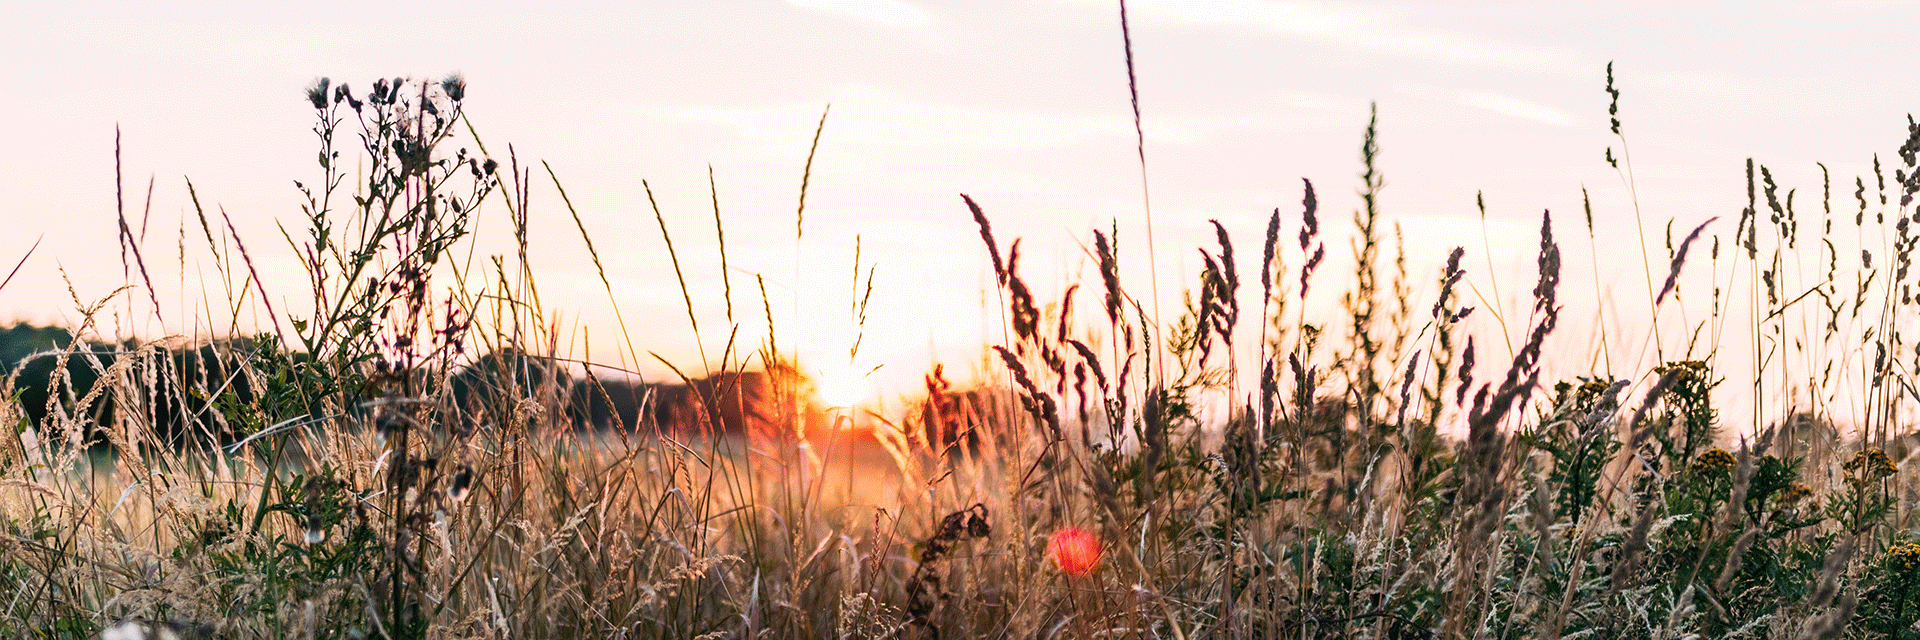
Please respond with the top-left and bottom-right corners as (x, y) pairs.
(464, 350), (835, 438)
(1, 323), (268, 450)
(0, 322), (838, 449)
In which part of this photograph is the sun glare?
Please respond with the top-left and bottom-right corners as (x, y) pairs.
(815, 368), (873, 408)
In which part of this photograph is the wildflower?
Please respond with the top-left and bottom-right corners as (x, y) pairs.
(1653, 359), (1709, 379)
(1773, 483), (1813, 507)
(1692, 447), (1736, 475)
(1048, 527), (1102, 576)
(441, 72), (466, 102)
(305, 77), (330, 109)
(1889, 541), (1920, 570)
(1844, 448), (1898, 486)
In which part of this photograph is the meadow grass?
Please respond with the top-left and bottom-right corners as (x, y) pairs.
(6, 58), (1920, 640)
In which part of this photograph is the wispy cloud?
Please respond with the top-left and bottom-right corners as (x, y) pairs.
(1077, 0), (1585, 74)
(787, 0), (934, 28)
(646, 84), (1221, 150)
(646, 83), (1370, 153)
(1456, 91), (1577, 127)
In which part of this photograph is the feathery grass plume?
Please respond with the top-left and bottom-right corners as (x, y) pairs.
(1065, 337), (1107, 422)
(1895, 214), (1916, 285)
(1455, 334), (1475, 405)
(796, 104), (829, 240)
(1258, 207), (1283, 436)
(993, 345), (1058, 439)
(1115, 0), (1164, 360)
(1797, 537), (1859, 632)
(902, 504), (991, 634)
(1856, 173), (1870, 225)
(115, 128), (165, 323)
(1298, 178), (1325, 297)
(1446, 209), (1560, 636)
(1433, 247), (1468, 322)
(1194, 221), (1239, 368)
(1196, 251), (1223, 367)
(1762, 165), (1787, 239)
(1344, 103), (1385, 433)
(1897, 114), (1920, 207)
(1392, 350), (1419, 430)
(963, 194), (1007, 285)
(1801, 592), (1858, 640)
(1093, 228), (1123, 325)
(1470, 210), (1561, 434)
(1610, 478), (1660, 596)
(1261, 208), (1280, 305)
(709, 165), (733, 324)
(1876, 152), (1889, 217)
(1388, 222), (1414, 375)
(1051, 284), (1077, 393)
(1138, 384), (1168, 506)
(1402, 247), (1469, 508)
(1209, 219), (1240, 344)
(1655, 216), (1720, 305)
(1743, 159), (1761, 258)
(1532, 209), (1561, 315)
(1606, 61), (1622, 135)
(1003, 241), (1040, 345)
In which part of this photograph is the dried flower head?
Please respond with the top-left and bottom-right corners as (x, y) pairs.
(1692, 448), (1736, 475)
(1653, 359), (1709, 382)
(440, 72), (466, 102)
(305, 77), (331, 109)
(1844, 448), (1898, 486)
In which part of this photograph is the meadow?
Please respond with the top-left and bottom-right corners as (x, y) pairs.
(6, 54), (1920, 640)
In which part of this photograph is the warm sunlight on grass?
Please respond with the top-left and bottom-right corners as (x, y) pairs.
(14, 42), (1920, 637)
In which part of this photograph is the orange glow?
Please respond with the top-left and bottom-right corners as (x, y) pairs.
(814, 365), (873, 408)
(1047, 527), (1102, 576)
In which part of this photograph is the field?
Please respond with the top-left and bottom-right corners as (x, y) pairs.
(6, 59), (1920, 640)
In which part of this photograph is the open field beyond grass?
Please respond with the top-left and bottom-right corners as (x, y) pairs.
(9, 33), (1920, 640)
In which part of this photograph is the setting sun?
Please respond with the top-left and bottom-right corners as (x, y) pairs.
(8, 0), (1920, 636)
(813, 366), (874, 408)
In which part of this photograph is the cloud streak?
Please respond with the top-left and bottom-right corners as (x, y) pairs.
(787, 0), (934, 28)
(1456, 91), (1578, 127)
(1097, 0), (1587, 75)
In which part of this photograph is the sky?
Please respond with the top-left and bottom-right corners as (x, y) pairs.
(3, 0), (1919, 411)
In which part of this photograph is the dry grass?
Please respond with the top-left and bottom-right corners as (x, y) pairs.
(7, 63), (1920, 640)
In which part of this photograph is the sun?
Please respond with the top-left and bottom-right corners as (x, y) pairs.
(814, 367), (872, 408)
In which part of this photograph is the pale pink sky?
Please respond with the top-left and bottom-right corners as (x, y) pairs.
(3, 0), (1918, 409)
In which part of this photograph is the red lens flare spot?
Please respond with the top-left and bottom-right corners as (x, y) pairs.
(1047, 527), (1102, 576)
